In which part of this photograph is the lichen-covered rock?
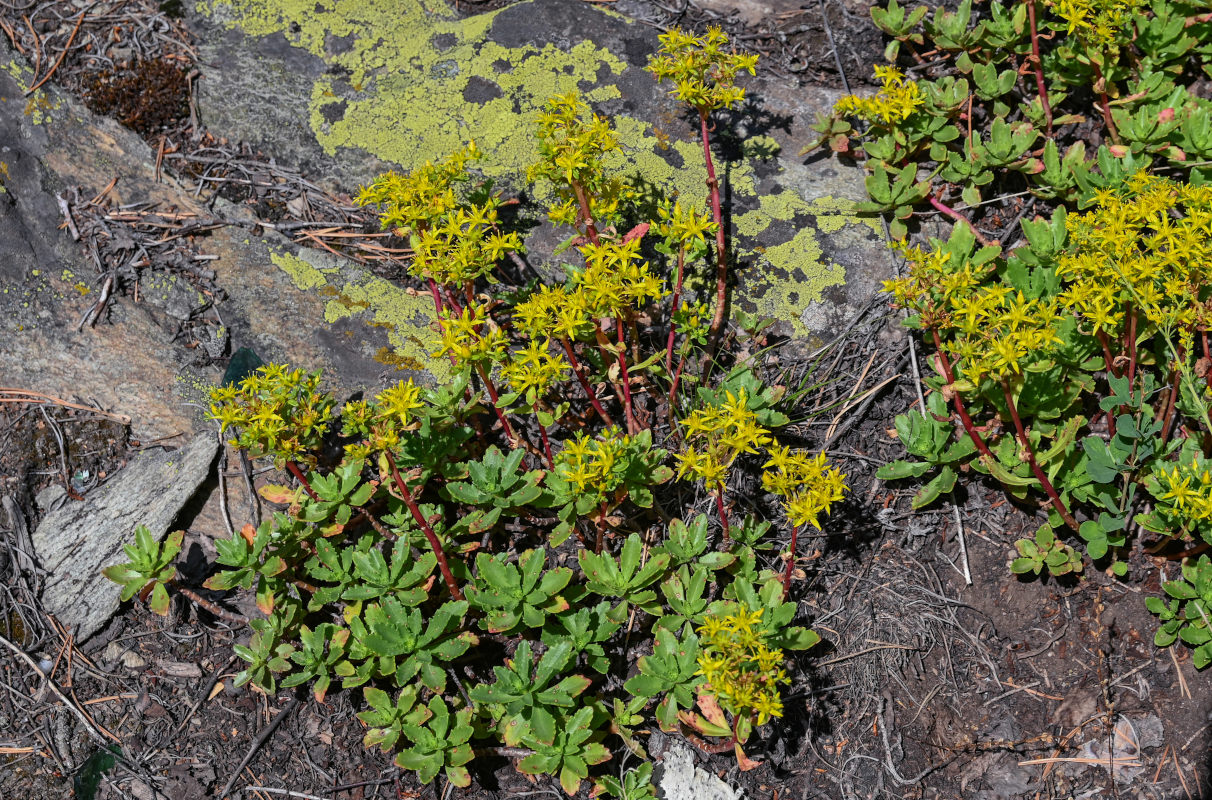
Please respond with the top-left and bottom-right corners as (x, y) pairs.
(187, 0), (893, 345)
(0, 37), (416, 439)
(31, 433), (219, 642)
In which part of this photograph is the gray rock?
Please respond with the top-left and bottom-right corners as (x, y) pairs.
(186, 0), (892, 345)
(654, 741), (743, 800)
(0, 35), (411, 442)
(31, 433), (219, 642)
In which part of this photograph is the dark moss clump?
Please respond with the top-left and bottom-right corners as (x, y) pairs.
(83, 59), (190, 138)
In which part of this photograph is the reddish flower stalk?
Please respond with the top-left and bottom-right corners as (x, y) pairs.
(700, 110), (730, 375)
(1159, 368), (1182, 447)
(1094, 328), (1119, 438)
(592, 328), (632, 416)
(285, 461), (320, 501)
(928, 195), (994, 247)
(930, 330), (996, 462)
(427, 277), (444, 318)
(442, 285), (464, 316)
(559, 337), (616, 427)
(537, 418), (555, 469)
(384, 451), (463, 600)
(1001, 380), (1079, 531)
(571, 181), (600, 245)
(669, 348), (689, 420)
(615, 316), (639, 434)
(666, 246), (687, 372)
(714, 487), (730, 542)
(782, 524), (800, 599)
(1091, 61), (1120, 143)
(1126, 306), (1138, 399)
(595, 501), (608, 554)
(473, 364), (517, 443)
(1025, 0), (1053, 133)
(1095, 329), (1120, 378)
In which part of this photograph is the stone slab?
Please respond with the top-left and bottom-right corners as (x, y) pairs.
(31, 432), (219, 642)
(186, 0), (893, 346)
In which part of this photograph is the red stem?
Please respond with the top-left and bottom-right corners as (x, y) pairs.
(385, 451), (463, 600)
(595, 501), (608, 554)
(928, 195), (994, 247)
(537, 419), (555, 469)
(1094, 328), (1119, 438)
(474, 364), (517, 443)
(1091, 60), (1120, 143)
(714, 487), (730, 543)
(442, 285), (464, 316)
(1095, 329), (1120, 378)
(285, 461), (319, 501)
(1000, 381), (1079, 531)
(427, 277), (444, 318)
(1159, 368), (1181, 447)
(559, 337), (616, 427)
(571, 181), (600, 245)
(666, 246), (687, 373)
(701, 109), (729, 377)
(782, 524), (799, 599)
(930, 331), (996, 462)
(669, 348), (689, 418)
(1025, 0), (1053, 133)
(616, 316), (639, 434)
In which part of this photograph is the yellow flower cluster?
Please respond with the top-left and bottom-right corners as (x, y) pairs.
(675, 390), (772, 490)
(341, 379), (425, 458)
(574, 238), (669, 319)
(1058, 172), (1212, 348)
(554, 428), (632, 496)
(412, 204), (523, 287)
(500, 339), (570, 399)
(511, 238), (666, 347)
(762, 447), (849, 529)
(696, 608), (788, 726)
(885, 243), (1063, 381)
(655, 200), (717, 246)
(1048, 0), (1142, 47)
(434, 302), (509, 367)
(357, 143), (521, 287)
(882, 243), (986, 318)
(946, 289), (1063, 379)
(355, 144), (479, 234)
(208, 364), (334, 467)
(529, 93), (633, 228)
(834, 65), (925, 126)
(511, 285), (595, 342)
(1151, 458), (1212, 532)
(646, 26), (759, 114)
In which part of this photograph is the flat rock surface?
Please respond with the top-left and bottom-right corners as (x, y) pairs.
(31, 432), (219, 642)
(0, 38), (423, 442)
(188, 0), (891, 345)
(655, 741), (744, 800)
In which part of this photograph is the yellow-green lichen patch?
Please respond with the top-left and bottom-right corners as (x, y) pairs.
(313, 38), (625, 180)
(266, 248), (447, 379)
(272, 251), (331, 291)
(322, 275), (450, 383)
(200, 0), (882, 339)
(806, 195), (882, 236)
(739, 227), (845, 338)
(1, 58), (60, 124)
(729, 192), (881, 335)
(202, 0), (628, 180)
